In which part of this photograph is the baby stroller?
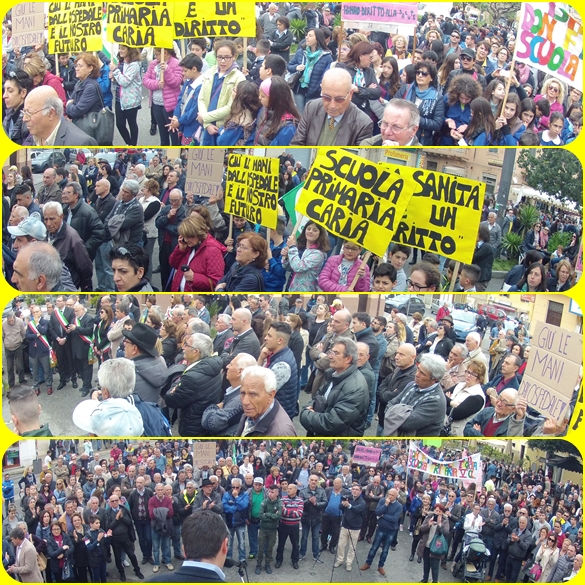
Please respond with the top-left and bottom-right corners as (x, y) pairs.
(453, 532), (490, 582)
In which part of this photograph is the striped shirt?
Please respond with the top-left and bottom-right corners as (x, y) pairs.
(280, 495), (304, 526)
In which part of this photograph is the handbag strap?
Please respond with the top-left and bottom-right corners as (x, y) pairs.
(93, 80), (106, 111)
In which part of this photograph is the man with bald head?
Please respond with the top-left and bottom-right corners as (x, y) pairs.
(91, 179), (117, 291)
(37, 167), (62, 205)
(290, 68), (373, 146)
(377, 343), (417, 435)
(307, 308), (355, 397)
(11, 241), (64, 292)
(464, 387), (526, 437)
(23, 85), (98, 146)
(220, 308), (261, 367)
(361, 488), (402, 576)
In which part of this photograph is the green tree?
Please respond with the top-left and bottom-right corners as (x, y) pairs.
(526, 440), (582, 459)
(517, 149), (583, 206)
(475, 2), (520, 23)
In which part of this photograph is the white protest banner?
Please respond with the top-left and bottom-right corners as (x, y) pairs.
(407, 442), (481, 481)
(515, 3), (583, 88)
(517, 322), (582, 422)
(12, 3), (45, 49)
(183, 149), (225, 198)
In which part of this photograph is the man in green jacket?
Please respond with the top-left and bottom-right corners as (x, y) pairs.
(255, 485), (283, 575)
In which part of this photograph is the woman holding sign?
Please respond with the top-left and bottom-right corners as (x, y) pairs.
(318, 241), (371, 293)
(281, 221), (330, 292)
(143, 48), (183, 147)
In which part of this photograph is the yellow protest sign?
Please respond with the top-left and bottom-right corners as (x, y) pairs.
(48, 2), (103, 53)
(390, 166), (486, 264)
(225, 154), (279, 230)
(174, 2), (256, 38)
(295, 149), (412, 257)
(106, 2), (175, 48)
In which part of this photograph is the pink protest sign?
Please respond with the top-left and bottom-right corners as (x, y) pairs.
(341, 3), (418, 26)
(352, 446), (382, 466)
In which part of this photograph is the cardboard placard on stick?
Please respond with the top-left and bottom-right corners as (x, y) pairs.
(183, 148), (225, 197)
(517, 322), (583, 422)
(12, 3), (45, 49)
(191, 442), (217, 469)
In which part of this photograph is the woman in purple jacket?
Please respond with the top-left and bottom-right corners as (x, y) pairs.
(318, 241), (371, 292)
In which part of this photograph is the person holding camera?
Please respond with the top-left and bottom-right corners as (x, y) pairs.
(334, 484), (366, 572)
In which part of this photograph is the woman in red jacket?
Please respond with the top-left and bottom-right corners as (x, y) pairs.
(169, 214), (226, 292)
(23, 54), (67, 109)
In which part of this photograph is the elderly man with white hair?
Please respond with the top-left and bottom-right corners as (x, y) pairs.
(23, 85), (98, 146)
(384, 353), (447, 435)
(164, 333), (223, 436)
(134, 163), (147, 188)
(290, 68), (374, 146)
(464, 387), (526, 437)
(213, 313), (233, 354)
(237, 366), (297, 436)
(72, 357), (144, 435)
(463, 332), (488, 382)
(43, 200), (93, 291)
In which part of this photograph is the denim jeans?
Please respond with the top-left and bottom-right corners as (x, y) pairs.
(134, 520), (152, 560)
(248, 520), (260, 556)
(365, 527), (397, 568)
(228, 525), (247, 562)
(171, 523), (182, 557)
(300, 522), (321, 559)
(152, 530), (171, 565)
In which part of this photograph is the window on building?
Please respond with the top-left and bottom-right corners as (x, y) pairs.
(488, 148), (498, 154)
(426, 161), (438, 171)
(482, 174), (497, 198)
(546, 300), (564, 327)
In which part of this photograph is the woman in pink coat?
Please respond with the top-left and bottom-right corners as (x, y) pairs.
(142, 48), (183, 146)
(318, 241), (371, 292)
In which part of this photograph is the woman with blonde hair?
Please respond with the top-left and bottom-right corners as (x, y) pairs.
(445, 360), (486, 435)
(169, 214), (226, 292)
(534, 77), (566, 130)
(23, 53), (67, 107)
(386, 35), (411, 60)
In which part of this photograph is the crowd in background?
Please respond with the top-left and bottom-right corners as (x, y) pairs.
(1, 439), (583, 582)
(2, 150), (582, 295)
(4, 293), (578, 439)
(2, 3), (582, 148)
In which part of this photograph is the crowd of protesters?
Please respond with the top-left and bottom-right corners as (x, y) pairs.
(2, 439), (583, 582)
(2, 151), (582, 295)
(2, 4), (582, 148)
(4, 293), (579, 439)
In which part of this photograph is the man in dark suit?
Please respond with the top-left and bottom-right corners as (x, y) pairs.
(290, 68), (373, 146)
(66, 302), (95, 397)
(147, 510), (228, 583)
(22, 85), (98, 146)
(213, 314), (232, 355)
(48, 295), (76, 390)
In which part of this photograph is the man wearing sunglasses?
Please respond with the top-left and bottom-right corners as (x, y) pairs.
(290, 68), (373, 146)
(444, 47), (486, 93)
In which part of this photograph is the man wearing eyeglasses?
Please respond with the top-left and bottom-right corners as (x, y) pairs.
(290, 68), (373, 146)
(360, 99), (421, 147)
(464, 387), (526, 437)
(22, 85), (98, 147)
